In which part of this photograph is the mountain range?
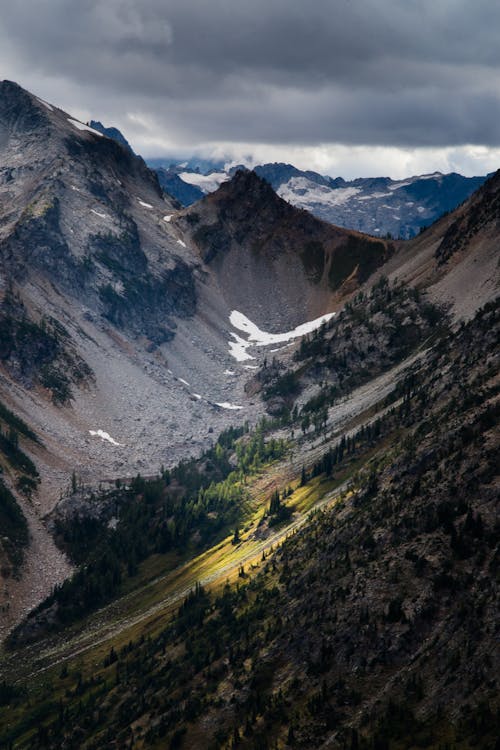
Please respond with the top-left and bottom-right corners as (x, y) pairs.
(0, 81), (498, 750)
(149, 159), (488, 239)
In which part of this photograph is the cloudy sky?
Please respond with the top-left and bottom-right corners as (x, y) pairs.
(1, 0), (499, 178)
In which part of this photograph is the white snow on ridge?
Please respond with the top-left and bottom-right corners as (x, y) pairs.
(388, 180), (413, 191)
(228, 310), (335, 362)
(138, 200), (153, 208)
(179, 171), (229, 193)
(178, 377), (190, 386)
(67, 118), (103, 137)
(36, 97), (54, 111)
(356, 191), (392, 201)
(89, 429), (122, 446)
(278, 177), (361, 209)
(177, 239), (187, 248)
(215, 402), (244, 410)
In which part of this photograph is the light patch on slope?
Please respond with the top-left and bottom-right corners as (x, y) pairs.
(178, 377), (190, 386)
(89, 429), (122, 446)
(278, 177), (361, 209)
(163, 215), (172, 222)
(138, 199), (153, 208)
(179, 171), (229, 193)
(388, 179), (413, 191)
(229, 332), (256, 362)
(356, 191), (392, 200)
(36, 97), (54, 111)
(177, 239), (187, 248)
(91, 209), (107, 219)
(215, 402), (244, 410)
(228, 310), (334, 361)
(67, 118), (103, 137)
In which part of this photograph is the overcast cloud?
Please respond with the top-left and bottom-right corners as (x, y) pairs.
(1, 0), (499, 178)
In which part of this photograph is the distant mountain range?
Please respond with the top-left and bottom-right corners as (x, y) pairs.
(154, 160), (488, 239)
(85, 124), (488, 239)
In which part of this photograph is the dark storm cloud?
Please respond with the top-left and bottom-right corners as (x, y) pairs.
(1, 0), (499, 148)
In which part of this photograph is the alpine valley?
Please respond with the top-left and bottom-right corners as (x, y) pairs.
(0, 81), (498, 750)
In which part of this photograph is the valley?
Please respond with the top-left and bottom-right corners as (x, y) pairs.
(0, 80), (498, 750)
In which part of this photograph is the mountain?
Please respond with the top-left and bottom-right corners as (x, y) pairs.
(155, 166), (204, 206)
(166, 161), (487, 238)
(88, 120), (134, 152)
(176, 169), (394, 327)
(0, 82), (498, 750)
(0, 81), (392, 637)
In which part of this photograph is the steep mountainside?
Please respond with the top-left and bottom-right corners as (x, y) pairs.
(377, 168), (500, 321)
(160, 160), (486, 239)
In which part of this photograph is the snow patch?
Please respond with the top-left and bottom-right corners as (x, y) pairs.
(192, 393), (202, 400)
(228, 310), (335, 362)
(224, 369), (235, 375)
(177, 239), (187, 248)
(163, 215), (172, 222)
(91, 209), (107, 219)
(356, 191), (392, 200)
(68, 118), (103, 137)
(229, 332), (256, 362)
(138, 200), (153, 208)
(36, 97), (54, 111)
(278, 178), (361, 210)
(215, 402), (244, 410)
(89, 429), (122, 446)
(178, 377), (190, 386)
(388, 180), (413, 191)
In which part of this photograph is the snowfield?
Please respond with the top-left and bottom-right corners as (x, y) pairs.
(277, 178), (361, 209)
(228, 310), (335, 361)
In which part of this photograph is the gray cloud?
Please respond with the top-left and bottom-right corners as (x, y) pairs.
(1, 0), (499, 173)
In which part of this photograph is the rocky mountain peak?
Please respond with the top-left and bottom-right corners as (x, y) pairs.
(0, 79), (49, 133)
